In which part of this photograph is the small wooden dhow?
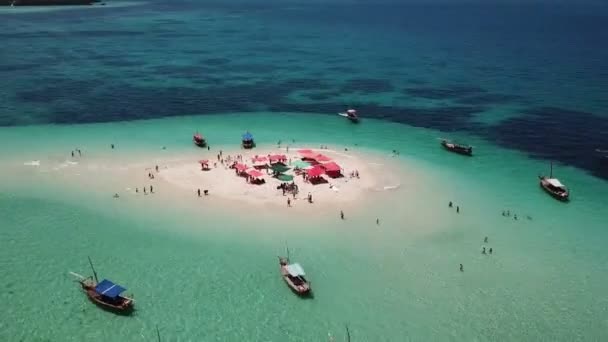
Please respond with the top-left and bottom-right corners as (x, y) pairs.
(193, 132), (207, 147)
(242, 131), (255, 149)
(441, 139), (473, 156)
(539, 162), (569, 201)
(278, 247), (311, 296)
(70, 257), (134, 315)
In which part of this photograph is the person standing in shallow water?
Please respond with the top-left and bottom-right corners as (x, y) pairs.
(449, 201), (453, 208)
(287, 198), (291, 207)
(482, 247), (486, 254)
(71, 151), (74, 158)
(340, 210), (344, 220)
(456, 206), (460, 213)
(197, 189), (201, 197)
(459, 264), (464, 272)
(484, 237), (488, 243)
(150, 185), (154, 193)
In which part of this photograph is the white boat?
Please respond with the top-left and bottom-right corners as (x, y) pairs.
(338, 109), (359, 123)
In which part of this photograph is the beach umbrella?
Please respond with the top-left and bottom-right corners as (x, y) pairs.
(277, 174), (294, 181)
(270, 164), (290, 173)
(292, 160), (311, 169)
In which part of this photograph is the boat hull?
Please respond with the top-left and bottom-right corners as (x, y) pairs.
(193, 134), (207, 147)
(80, 282), (134, 315)
(339, 113), (359, 123)
(279, 258), (311, 297)
(441, 141), (472, 156)
(193, 139), (207, 147)
(242, 141), (255, 149)
(539, 181), (569, 202)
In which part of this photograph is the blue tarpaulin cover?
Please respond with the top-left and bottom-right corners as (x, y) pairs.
(95, 279), (126, 299)
(242, 132), (254, 141)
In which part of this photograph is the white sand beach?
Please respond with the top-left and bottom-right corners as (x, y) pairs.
(6, 144), (429, 217)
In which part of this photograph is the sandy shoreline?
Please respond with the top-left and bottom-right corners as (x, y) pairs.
(4, 144), (419, 216)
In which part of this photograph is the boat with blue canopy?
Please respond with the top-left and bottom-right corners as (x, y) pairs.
(242, 132), (255, 149)
(69, 257), (134, 315)
(278, 246), (311, 296)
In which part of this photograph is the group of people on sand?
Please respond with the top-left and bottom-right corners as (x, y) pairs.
(349, 170), (360, 179)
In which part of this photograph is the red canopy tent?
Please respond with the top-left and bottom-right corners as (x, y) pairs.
(198, 159), (210, 170)
(314, 154), (332, 162)
(251, 156), (268, 163)
(322, 162), (341, 172)
(234, 163), (248, 172)
(322, 161), (342, 178)
(307, 165), (325, 178)
(269, 154), (287, 163)
(247, 169), (264, 178)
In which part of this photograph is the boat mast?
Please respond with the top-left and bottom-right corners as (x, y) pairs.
(345, 323), (351, 342)
(550, 162), (553, 178)
(87, 256), (99, 283)
(285, 241), (290, 262)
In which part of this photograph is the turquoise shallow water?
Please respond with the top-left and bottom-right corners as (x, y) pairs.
(1, 113), (608, 341)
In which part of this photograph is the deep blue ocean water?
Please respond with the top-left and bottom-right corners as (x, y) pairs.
(1, 0), (607, 179)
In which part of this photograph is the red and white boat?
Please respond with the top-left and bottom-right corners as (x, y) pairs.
(193, 132), (207, 147)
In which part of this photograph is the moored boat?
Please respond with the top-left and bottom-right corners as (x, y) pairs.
(278, 247), (311, 296)
(338, 109), (359, 123)
(242, 132), (255, 149)
(539, 162), (569, 201)
(70, 257), (134, 315)
(193, 132), (207, 147)
(441, 139), (473, 156)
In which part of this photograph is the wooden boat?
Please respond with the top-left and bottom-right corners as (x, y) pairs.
(278, 247), (311, 296)
(539, 162), (569, 201)
(69, 257), (134, 315)
(338, 109), (359, 123)
(441, 139), (473, 156)
(242, 131), (255, 149)
(193, 132), (207, 147)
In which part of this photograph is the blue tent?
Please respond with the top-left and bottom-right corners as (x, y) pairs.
(95, 279), (127, 299)
(242, 132), (254, 141)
